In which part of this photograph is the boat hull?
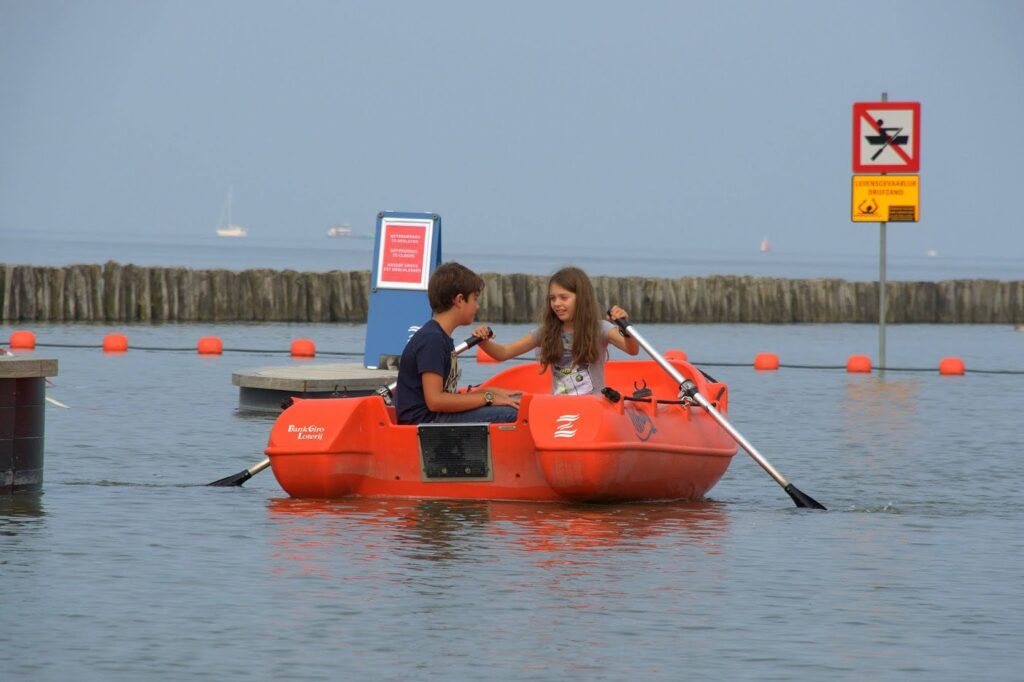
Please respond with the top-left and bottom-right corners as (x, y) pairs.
(265, 359), (738, 502)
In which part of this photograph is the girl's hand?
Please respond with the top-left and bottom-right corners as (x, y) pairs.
(606, 305), (639, 354)
(607, 305), (629, 322)
(472, 325), (493, 340)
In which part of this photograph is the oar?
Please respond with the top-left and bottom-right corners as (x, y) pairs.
(611, 317), (826, 510)
(207, 457), (271, 487)
(208, 329), (492, 487)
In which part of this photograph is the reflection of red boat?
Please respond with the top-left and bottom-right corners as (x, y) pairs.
(265, 359), (738, 502)
(267, 497), (730, 556)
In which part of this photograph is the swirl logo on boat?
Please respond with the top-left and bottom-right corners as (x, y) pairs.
(626, 408), (657, 442)
(288, 424), (326, 441)
(554, 414), (580, 438)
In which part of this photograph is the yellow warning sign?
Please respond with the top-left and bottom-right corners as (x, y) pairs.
(852, 175), (919, 222)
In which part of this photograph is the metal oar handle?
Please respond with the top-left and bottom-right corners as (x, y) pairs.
(376, 327), (493, 406)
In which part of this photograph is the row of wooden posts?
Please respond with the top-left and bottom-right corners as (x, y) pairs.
(2, 262), (1022, 324)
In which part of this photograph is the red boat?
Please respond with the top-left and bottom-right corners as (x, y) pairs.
(265, 357), (738, 502)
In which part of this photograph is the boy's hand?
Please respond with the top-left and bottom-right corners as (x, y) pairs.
(474, 386), (521, 408)
(491, 392), (520, 408)
(472, 325), (493, 340)
(489, 387), (520, 399)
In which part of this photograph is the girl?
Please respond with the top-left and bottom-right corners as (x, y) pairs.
(474, 266), (639, 395)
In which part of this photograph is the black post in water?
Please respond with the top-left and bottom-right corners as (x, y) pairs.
(1, 358), (58, 494)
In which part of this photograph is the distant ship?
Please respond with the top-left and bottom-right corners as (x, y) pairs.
(760, 237), (771, 253)
(216, 225), (248, 238)
(327, 225), (353, 238)
(216, 187), (248, 238)
(925, 248), (938, 257)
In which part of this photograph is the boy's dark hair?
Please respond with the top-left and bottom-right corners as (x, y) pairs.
(428, 262), (485, 313)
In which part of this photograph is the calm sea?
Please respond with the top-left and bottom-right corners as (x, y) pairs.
(2, 318), (1023, 681)
(2, 227), (1021, 280)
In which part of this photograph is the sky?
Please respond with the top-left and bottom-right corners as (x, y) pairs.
(1, 0), (1022, 265)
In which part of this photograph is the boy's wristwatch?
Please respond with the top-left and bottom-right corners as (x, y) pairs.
(484, 391), (494, 406)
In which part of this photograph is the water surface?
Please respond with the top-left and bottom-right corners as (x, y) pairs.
(2, 322), (1022, 680)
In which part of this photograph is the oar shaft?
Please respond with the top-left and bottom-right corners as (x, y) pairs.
(248, 458), (271, 477)
(626, 327), (794, 485)
(625, 325), (793, 488)
(207, 456), (272, 486)
(688, 390), (790, 489)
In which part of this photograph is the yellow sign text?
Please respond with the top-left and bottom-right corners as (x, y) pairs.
(851, 175), (920, 222)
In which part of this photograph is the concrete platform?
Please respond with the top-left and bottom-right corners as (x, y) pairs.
(232, 363), (397, 413)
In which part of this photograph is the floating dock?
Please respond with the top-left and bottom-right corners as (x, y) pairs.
(232, 363), (396, 413)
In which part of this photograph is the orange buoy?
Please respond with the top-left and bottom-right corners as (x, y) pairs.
(754, 352), (780, 371)
(103, 333), (129, 353)
(197, 336), (224, 355)
(9, 330), (36, 350)
(664, 349), (688, 362)
(477, 346), (498, 363)
(938, 357), (965, 376)
(846, 355), (872, 373)
(290, 338), (316, 357)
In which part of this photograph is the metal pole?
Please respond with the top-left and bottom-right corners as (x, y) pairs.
(880, 220), (887, 370)
(878, 91), (888, 373)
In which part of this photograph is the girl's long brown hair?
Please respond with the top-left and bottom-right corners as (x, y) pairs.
(538, 267), (602, 370)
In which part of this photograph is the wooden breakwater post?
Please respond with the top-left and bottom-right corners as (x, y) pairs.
(1, 356), (58, 493)
(2, 262), (1024, 324)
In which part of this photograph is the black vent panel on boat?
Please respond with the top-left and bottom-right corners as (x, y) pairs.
(418, 424), (492, 481)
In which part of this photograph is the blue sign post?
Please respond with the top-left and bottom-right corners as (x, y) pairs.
(363, 211), (442, 369)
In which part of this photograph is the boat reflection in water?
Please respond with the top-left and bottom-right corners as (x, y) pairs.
(266, 496), (730, 576)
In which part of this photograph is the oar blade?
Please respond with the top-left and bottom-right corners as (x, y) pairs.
(784, 483), (827, 510)
(207, 469), (253, 487)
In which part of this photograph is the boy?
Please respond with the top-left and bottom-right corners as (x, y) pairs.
(395, 262), (519, 425)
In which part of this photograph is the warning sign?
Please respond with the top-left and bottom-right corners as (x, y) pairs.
(375, 218), (434, 289)
(852, 102), (920, 173)
(851, 175), (920, 222)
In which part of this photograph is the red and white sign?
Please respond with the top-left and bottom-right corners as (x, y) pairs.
(376, 218), (433, 290)
(852, 101), (920, 173)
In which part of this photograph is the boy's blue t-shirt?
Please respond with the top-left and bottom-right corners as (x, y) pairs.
(395, 319), (459, 424)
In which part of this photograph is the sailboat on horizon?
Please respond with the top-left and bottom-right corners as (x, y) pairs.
(215, 187), (248, 238)
(759, 237), (771, 253)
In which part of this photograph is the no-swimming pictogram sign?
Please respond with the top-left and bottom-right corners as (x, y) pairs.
(852, 101), (920, 173)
